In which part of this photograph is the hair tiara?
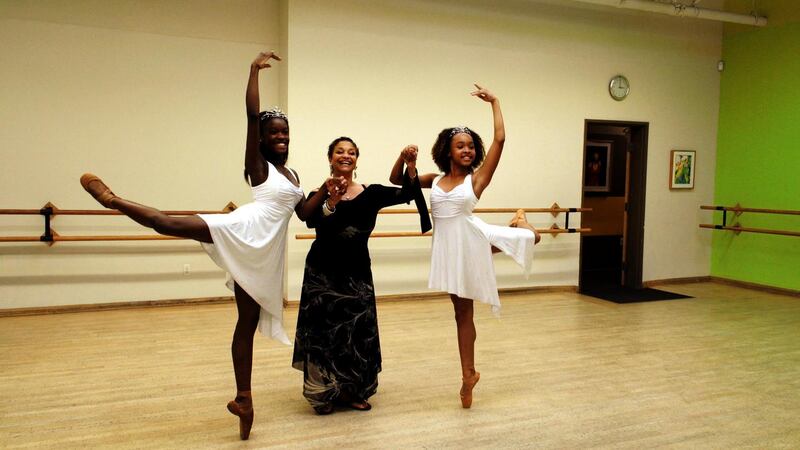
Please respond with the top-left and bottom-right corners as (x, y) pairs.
(449, 126), (471, 138)
(260, 106), (288, 121)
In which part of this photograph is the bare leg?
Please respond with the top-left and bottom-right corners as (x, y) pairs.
(227, 283), (260, 440)
(451, 294), (480, 408)
(231, 283), (260, 391)
(81, 173), (212, 243)
(451, 295), (476, 376)
(111, 198), (213, 243)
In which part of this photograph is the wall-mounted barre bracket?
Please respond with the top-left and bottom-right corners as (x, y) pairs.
(39, 202), (55, 244)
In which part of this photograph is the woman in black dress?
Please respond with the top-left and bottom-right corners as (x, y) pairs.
(292, 137), (426, 414)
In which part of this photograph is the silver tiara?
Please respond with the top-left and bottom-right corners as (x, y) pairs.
(449, 126), (471, 138)
(261, 106), (287, 121)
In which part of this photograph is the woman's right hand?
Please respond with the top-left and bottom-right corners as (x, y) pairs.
(252, 51), (281, 70)
(325, 176), (347, 206)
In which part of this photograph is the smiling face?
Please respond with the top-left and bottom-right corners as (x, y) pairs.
(328, 138), (359, 177)
(260, 117), (289, 158)
(449, 132), (476, 169)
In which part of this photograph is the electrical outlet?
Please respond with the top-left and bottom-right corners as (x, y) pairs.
(183, 264), (190, 275)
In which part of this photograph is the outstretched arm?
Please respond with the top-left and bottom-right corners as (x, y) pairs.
(471, 84), (505, 198)
(244, 51), (281, 187)
(295, 177), (346, 221)
(390, 145), (436, 188)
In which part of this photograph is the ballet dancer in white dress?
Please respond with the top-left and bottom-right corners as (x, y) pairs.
(390, 84), (541, 409)
(80, 51), (344, 440)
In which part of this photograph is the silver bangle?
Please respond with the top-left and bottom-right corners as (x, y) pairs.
(322, 200), (336, 216)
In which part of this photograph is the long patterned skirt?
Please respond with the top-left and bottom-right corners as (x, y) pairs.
(291, 265), (381, 407)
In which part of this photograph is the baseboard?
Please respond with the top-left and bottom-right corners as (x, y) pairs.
(0, 296), (236, 318)
(643, 276), (712, 287)
(2, 285), (579, 317)
(709, 276), (800, 298)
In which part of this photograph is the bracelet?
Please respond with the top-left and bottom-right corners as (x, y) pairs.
(322, 200), (336, 216)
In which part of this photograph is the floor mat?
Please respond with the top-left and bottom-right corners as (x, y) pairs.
(581, 286), (692, 304)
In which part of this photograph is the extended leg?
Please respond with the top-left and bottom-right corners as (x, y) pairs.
(81, 173), (212, 243)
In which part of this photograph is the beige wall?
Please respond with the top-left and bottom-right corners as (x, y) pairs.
(283, 0), (721, 300)
(1, 0), (720, 309)
(0, 0), (283, 308)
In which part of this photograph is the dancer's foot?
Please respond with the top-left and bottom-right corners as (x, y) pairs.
(460, 371), (480, 409)
(80, 173), (117, 209)
(509, 209), (526, 227)
(313, 403), (334, 415)
(226, 392), (254, 440)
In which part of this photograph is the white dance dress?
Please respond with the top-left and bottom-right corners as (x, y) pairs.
(429, 174), (535, 313)
(198, 162), (303, 344)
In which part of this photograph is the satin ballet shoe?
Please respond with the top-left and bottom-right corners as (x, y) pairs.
(226, 392), (254, 440)
(509, 209), (526, 227)
(460, 371), (480, 409)
(80, 173), (117, 209)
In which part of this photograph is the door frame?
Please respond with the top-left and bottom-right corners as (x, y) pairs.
(579, 119), (649, 291)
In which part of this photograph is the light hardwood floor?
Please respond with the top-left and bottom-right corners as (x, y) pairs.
(1, 282), (799, 449)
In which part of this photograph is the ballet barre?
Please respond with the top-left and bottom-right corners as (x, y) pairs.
(699, 204), (800, 237)
(295, 204), (591, 239)
(0, 202), (237, 245)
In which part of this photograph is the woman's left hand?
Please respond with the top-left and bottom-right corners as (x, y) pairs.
(401, 145), (418, 171)
(470, 83), (497, 103)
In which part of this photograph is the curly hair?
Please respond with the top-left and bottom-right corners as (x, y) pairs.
(431, 127), (485, 174)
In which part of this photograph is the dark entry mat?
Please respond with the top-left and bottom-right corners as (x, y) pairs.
(581, 287), (692, 304)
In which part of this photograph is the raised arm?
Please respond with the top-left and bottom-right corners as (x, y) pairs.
(471, 84), (505, 198)
(244, 51), (281, 187)
(390, 145), (436, 188)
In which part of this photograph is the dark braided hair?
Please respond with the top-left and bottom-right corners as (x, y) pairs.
(431, 127), (485, 174)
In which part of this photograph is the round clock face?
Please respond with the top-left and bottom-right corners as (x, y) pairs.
(609, 75), (630, 101)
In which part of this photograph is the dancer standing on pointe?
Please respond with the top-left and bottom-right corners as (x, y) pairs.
(80, 51), (342, 440)
(389, 84), (540, 409)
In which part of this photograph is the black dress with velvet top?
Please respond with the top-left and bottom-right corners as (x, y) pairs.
(291, 173), (421, 408)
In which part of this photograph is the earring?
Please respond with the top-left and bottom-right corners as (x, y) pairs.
(329, 164), (333, 175)
(354, 170), (357, 179)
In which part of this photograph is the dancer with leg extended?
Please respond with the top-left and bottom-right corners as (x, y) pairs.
(390, 84), (540, 409)
(292, 137), (426, 415)
(80, 51), (339, 440)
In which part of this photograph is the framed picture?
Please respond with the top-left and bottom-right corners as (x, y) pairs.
(669, 150), (696, 189)
(584, 141), (611, 192)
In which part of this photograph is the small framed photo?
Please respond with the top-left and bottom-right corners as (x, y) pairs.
(584, 141), (612, 192)
(669, 150), (696, 189)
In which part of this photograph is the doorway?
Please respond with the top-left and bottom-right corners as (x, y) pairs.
(579, 120), (648, 292)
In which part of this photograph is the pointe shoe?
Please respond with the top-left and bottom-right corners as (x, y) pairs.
(80, 173), (117, 208)
(460, 372), (480, 409)
(509, 209), (526, 227)
(227, 392), (254, 440)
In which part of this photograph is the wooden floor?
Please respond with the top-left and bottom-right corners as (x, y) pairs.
(2, 282), (799, 449)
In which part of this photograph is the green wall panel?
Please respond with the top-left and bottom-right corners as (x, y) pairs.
(712, 23), (800, 290)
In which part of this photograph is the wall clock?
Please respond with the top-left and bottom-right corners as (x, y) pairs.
(609, 75), (630, 101)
